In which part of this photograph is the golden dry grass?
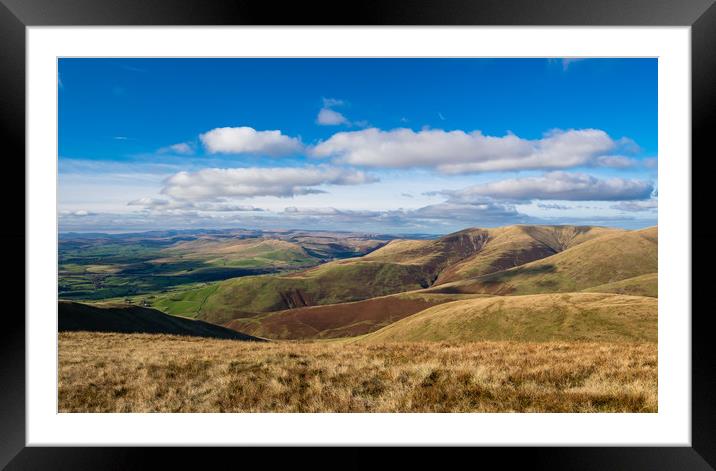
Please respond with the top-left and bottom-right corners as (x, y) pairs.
(59, 332), (657, 413)
(359, 292), (657, 343)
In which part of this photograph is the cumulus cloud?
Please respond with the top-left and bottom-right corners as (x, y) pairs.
(643, 157), (658, 169)
(160, 166), (378, 201)
(282, 204), (523, 229)
(316, 108), (349, 126)
(200, 127), (303, 156)
(283, 197), (526, 227)
(594, 155), (635, 168)
(316, 97), (350, 126)
(407, 200), (524, 223)
(158, 142), (194, 155)
(311, 128), (623, 174)
(443, 172), (654, 202)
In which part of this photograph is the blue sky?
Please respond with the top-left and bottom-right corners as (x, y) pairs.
(58, 58), (657, 234)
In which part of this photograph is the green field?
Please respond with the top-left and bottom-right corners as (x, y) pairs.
(58, 231), (387, 302)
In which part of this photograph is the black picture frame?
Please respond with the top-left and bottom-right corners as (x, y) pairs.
(2, 0), (713, 468)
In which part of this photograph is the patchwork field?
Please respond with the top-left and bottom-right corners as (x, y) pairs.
(59, 229), (390, 301)
(59, 332), (657, 413)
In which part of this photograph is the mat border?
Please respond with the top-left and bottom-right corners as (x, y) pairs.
(2, 0), (713, 468)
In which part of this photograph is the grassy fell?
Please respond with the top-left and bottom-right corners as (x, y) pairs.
(195, 261), (434, 324)
(430, 227), (657, 296)
(59, 332), (657, 413)
(434, 225), (620, 284)
(358, 292), (656, 343)
(584, 273), (657, 298)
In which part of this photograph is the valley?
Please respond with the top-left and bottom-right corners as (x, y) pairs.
(58, 224), (659, 413)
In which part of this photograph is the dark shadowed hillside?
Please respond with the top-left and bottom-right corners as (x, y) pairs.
(59, 301), (264, 341)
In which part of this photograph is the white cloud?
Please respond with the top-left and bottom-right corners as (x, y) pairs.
(322, 97), (345, 108)
(59, 210), (93, 217)
(161, 166), (378, 201)
(127, 197), (171, 207)
(159, 142), (194, 155)
(283, 197), (525, 227)
(444, 172), (654, 202)
(128, 196), (266, 213)
(311, 128), (621, 174)
(595, 155), (635, 168)
(316, 108), (349, 126)
(316, 97), (350, 126)
(407, 200), (524, 222)
(643, 157), (658, 169)
(200, 127), (303, 156)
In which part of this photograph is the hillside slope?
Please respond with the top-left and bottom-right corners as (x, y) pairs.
(434, 225), (619, 284)
(224, 292), (490, 340)
(583, 273), (658, 298)
(359, 292), (657, 343)
(191, 225), (630, 324)
(192, 228), (493, 323)
(59, 300), (263, 341)
(428, 227), (657, 296)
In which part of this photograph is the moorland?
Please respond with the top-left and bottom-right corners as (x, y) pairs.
(58, 224), (658, 412)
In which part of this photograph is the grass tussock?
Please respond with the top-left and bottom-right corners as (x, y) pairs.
(59, 332), (657, 413)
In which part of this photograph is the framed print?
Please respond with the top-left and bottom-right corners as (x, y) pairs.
(2, 0), (714, 468)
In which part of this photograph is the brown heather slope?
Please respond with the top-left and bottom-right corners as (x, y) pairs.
(59, 300), (263, 341)
(359, 292), (657, 344)
(59, 332), (657, 412)
(224, 292), (491, 340)
(428, 226), (657, 296)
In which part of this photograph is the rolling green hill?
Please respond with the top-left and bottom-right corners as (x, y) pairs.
(169, 225), (657, 325)
(195, 261), (434, 324)
(359, 292), (657, 343)
(193, 227), (518, 324)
